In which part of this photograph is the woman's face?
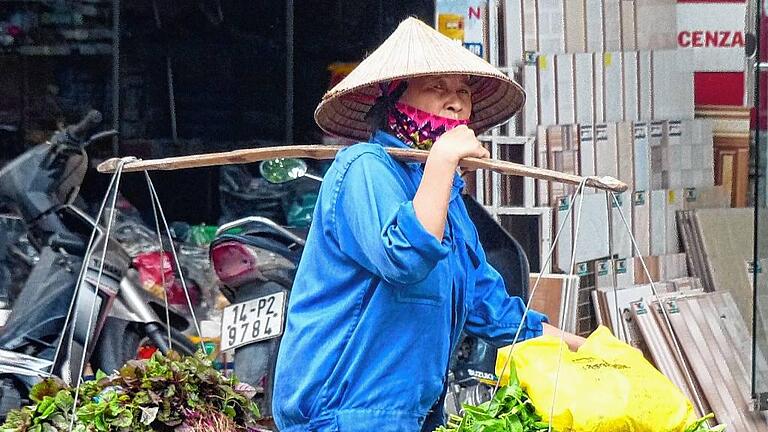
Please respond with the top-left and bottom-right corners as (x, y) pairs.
(398, 75), (472, 121)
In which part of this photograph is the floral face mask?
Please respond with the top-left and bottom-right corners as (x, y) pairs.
(386, 101), (469, 150)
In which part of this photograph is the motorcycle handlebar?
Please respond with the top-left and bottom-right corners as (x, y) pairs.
(67, 110), (103, 141)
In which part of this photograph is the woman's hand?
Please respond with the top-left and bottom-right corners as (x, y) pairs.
(413, 126), (489, 240)
(542, 323), (587, 352)
(429, 125), (490, 167)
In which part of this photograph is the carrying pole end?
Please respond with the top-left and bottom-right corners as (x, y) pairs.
(585, 176), (629, 193)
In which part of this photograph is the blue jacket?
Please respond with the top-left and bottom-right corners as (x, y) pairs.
(273, 130), (548, 432)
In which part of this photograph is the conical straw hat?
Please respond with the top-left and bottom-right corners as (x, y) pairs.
(314, 17), (525, 142)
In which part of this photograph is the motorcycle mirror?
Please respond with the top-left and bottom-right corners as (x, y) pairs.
(260, 158), (308, 184)
(85, 130), (119, 147)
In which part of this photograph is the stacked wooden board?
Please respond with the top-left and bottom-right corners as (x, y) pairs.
(629, 292), (768, 429)
(678, 208), (768, 326)
(528, 273), (580, 333)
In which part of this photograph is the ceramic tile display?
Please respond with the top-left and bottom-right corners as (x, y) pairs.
(538, 54), (557, 127)
(638, 50), (653, 120)
(522, 0), (538, 52)
(594, 123), (618, 178)
(556, 54), (575, 125)
(622, 51), (639, 121)
(564, 0), (586, 53)
(633, 122), (651, 192)
(584, 0), (604, 52)
(574, 53), (595, 124)
(603, 0), (622, 51)
(537, 0), (565, 53)
(503, 0), (524, 66)
(592, 52), (604, 123)
(603, 52), (624, 122)
(632, 190), (651, 256)
(579, 124), (596, 179)
(650, 189), (667, 256)
(635, 0), (677, 50)
(652, 50), (695, 120)
(620, 0), (637, 50)
(522, 64), (539, 135)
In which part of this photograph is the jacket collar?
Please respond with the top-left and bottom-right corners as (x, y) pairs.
(370, 130), (466, 199)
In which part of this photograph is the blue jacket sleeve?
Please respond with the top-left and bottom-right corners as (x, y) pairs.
(331, 149), (451, 285)
(464, 244), (548, 347)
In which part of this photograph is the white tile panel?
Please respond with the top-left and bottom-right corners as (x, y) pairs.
(611, 191), (633, 259)
(652, 50), (695, 121)
(538, 54), (558, 127)
(632, 191), (651, 256)
(522, 0), (539, 53)
(603, 0), (622, 51)
(574, 53), (595, 124)
(584, 0), (604, 52)
(666, 189), (683, 253)
(622, 51), (639, 122)
(620, 0), (637, 50)
(579, 124), (596, 178)
(638, 50), (653, 121)
(595, 123), (619, 178)
(523, 136), (536, 207)
(564, 0), (586, 52)
(603, 52), (624, 123)
(636, 0), (677, 50)
(504, 0), (525, 66)
(522, 64), (539, 135)
(632, 122), (651, 192)
(574, 193), (610, 262)
(617, 121), (635, 191)
(556, 54), (575, 125)
(556, 196), (574, 272)
(650, 189), (667, 256)
(537, 0), (566, 53)
(593, 52), (605, 122)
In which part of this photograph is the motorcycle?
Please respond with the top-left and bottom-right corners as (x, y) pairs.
(210, 157), (531, 422)
(0, 214), (35, 313)
(0, 110), (197, 416)
(210, 214), (305, 423)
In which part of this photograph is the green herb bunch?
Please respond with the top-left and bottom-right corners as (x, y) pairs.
(435, 366), (549, 432)
(1, 351), (261, 432)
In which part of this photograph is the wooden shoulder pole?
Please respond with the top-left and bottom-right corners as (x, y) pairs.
(97, 145), (628, 193)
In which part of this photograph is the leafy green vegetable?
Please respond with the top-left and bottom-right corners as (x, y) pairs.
(1, 351), (261, 432)
(434, 365), (549, 432)
(434, 364), (728, 432)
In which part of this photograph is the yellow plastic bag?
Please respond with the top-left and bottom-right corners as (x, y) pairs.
(496, 326), (697, 432)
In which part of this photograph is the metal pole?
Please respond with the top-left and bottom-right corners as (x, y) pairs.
(752, 0), (764, 404)
(285, 0), (294, 144)
(166, 57), (178, 143)
(606, 192), (626, 341)
(111, 0), (120, 156)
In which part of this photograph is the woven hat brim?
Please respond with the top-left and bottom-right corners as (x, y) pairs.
(314, 18), (526, 142)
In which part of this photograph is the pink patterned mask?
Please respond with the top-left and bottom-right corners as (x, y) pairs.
(386, 102), (469, 150)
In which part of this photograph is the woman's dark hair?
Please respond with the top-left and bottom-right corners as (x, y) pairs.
(364, 81), (408, 132)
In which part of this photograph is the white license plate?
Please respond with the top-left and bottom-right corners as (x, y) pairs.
(220, 291), (286, 351)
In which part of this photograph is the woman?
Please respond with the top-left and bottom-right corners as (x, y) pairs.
(273, 17), (585, 432)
